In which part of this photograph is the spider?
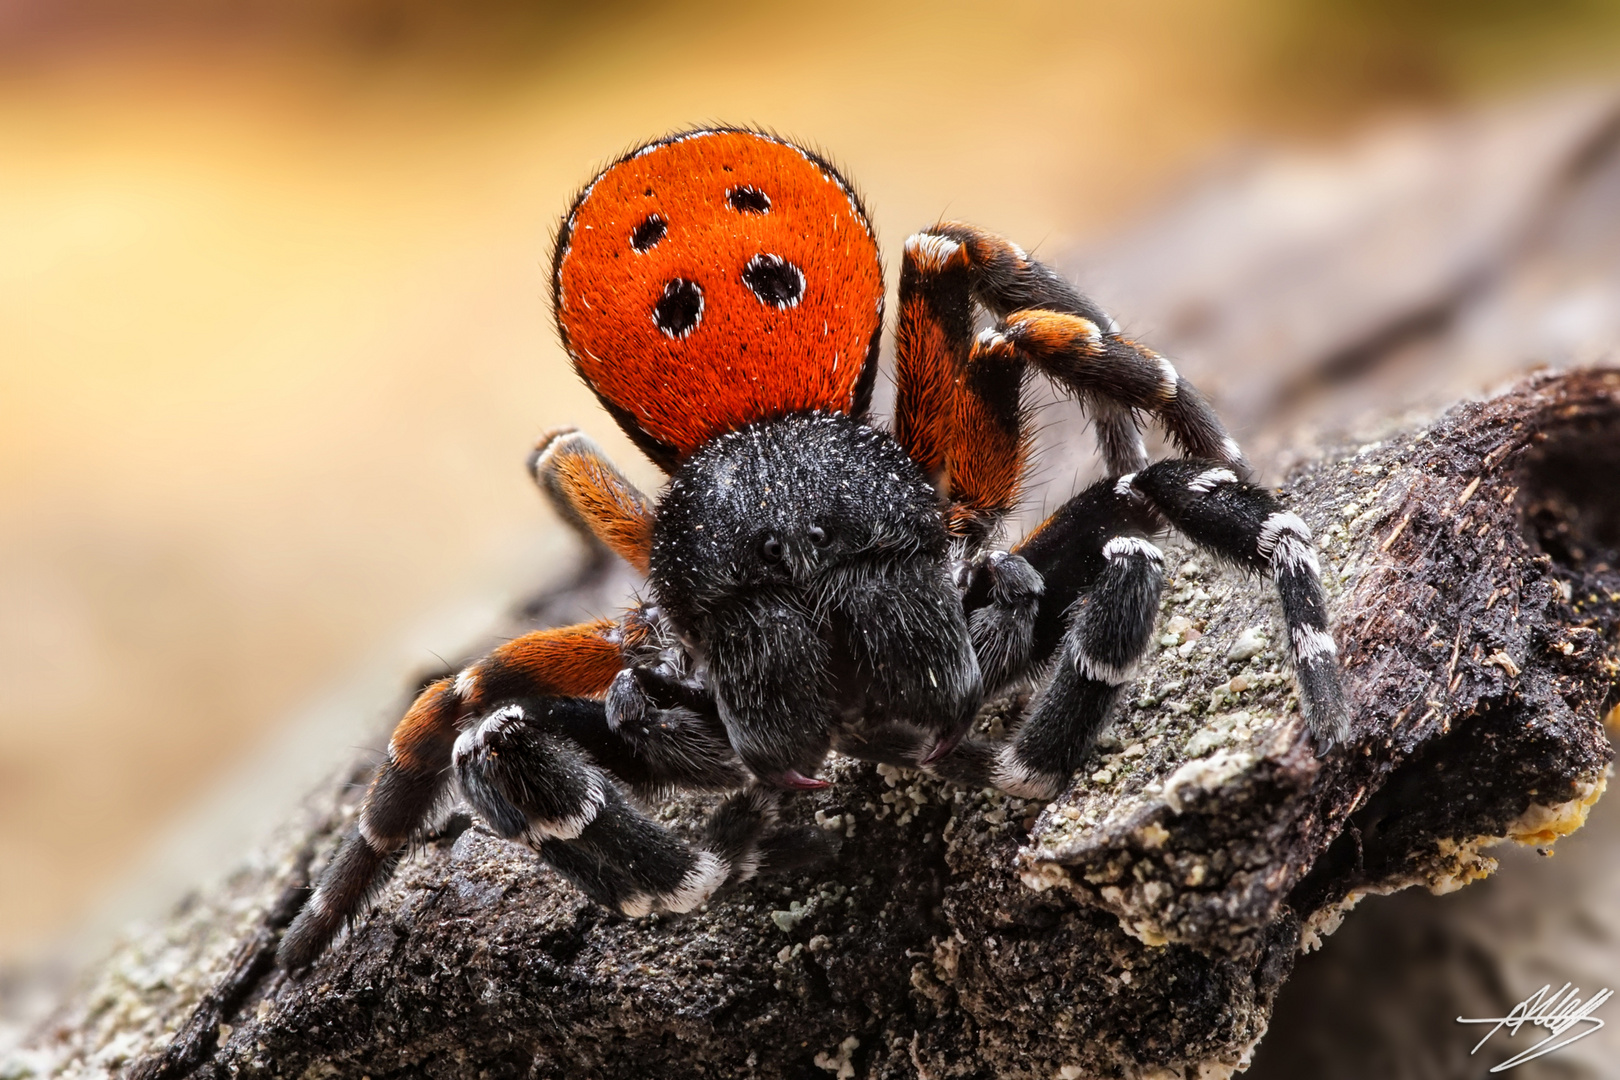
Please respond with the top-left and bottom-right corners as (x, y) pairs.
(278, 127), (1347, 969)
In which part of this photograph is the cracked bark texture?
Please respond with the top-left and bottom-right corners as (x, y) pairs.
(8, 90), (1620, 1080)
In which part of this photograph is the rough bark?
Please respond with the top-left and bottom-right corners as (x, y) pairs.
(3, 368), (1613, 1080)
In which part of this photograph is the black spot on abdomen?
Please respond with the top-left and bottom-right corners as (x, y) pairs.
(631, 214), (667, 252)
(654, 279), (704, 338)
(727, 186), (771, 213)
(743, 254), (804, 308)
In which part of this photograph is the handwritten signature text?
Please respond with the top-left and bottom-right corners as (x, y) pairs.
(1457, 982), (1612, 1072)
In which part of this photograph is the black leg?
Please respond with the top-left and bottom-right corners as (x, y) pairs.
(959, 550), (1045, 697)
(1127, 460), (1350, 751)
(991, 532), (1165, 798)
(965, 473), (1164, 683)
(938, 458), (1348, 800)
(279, 677), (460, 971)
(452, 702), (777, 915)
(278, 616), (749, 970)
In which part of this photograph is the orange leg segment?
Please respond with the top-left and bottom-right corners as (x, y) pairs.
(278, 617), (628, 970)
(891, 222), (1250, 548)
(896, 228), (1032, 545)
(455, 617), (625, 712)
(530, 428), (657, 573)
(893, 232), (975, 480)
(943, 331), (1028, 544)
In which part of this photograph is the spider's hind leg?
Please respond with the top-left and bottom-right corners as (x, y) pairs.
(530, 428), (657, 573)
(902, 221), (1250, 483)
(277, 676), (459, 971)
(893, 221), (1251, 551)
(894, 230), (1031, 547)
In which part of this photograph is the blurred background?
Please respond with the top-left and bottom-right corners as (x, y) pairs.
(2, 0), (1620, 1050)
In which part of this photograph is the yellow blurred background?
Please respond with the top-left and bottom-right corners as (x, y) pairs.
(2, 0), (1618, 963)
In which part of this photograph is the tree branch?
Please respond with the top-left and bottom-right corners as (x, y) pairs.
(11, 369), (1617, 1080)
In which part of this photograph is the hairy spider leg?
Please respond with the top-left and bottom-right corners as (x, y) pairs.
(904, 222), (1251, 487)
(946, 480), (1168, 797)
(893, 230), (973, 481)
(536, 786), (828, 910)
(1125, 461), (1349, 751)
(992, 532), (1164, 798)
(893, 233), (1029, 547)
(946, 331), (1029, 545)
(938, 221), (1248, 478)
(529, 428), (657, 573)
(927, 458), (1346, 796)
(278, 610), (821, 970)
(280, 619), (621, 970)
(275, 675), (455, 971)
(451, 702), (793, 920)
(1011, 461), (1347, 761)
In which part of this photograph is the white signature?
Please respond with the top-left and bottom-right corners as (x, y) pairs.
(1457, 983), (1613, 1072)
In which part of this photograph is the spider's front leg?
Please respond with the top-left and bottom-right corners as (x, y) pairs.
(276, 609), (785, 970)
(936, 459), (1350, 798)
(451, 610), (831, 922)
(278, 617), (618, 969)
(943, 484), (1168, 798)
(952, 461), (1349, 799)
(1122, 460), (1349, 750)
(450, 698), (786, 920)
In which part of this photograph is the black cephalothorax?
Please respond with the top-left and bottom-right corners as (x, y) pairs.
(653, 413), (981, 785)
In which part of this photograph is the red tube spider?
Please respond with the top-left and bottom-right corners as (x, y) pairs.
(279, 127), (1346, 969)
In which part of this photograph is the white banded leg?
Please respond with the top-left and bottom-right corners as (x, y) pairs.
(1127, 460), (1349, 751)
(453, 704), (779, 915)
(992, 533), (1165, 798)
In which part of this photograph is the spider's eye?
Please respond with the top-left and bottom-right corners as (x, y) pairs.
(653, 279), (703, 338)
(808, 526), (829, 548)
(630, 214), (667, 252)
(727, 186), (771, 213)
(760, 535), (785, 562)
(742, 254), (804, 309)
